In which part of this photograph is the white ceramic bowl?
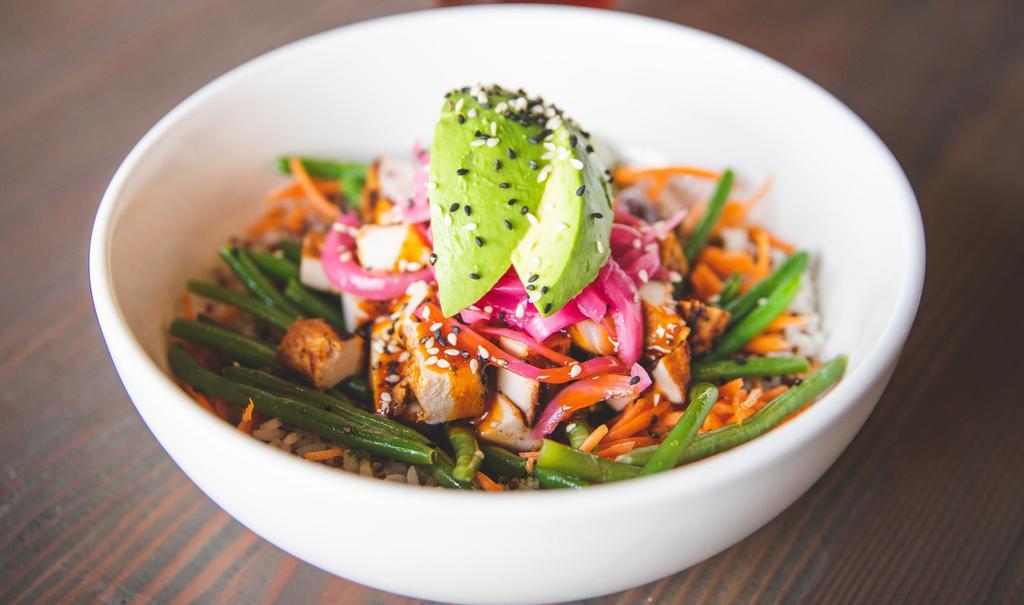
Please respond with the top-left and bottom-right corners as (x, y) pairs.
(90, 6), (924, 604)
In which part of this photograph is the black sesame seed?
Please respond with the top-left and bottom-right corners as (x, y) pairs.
(475, 236), (484, 247)
(576, 185), (586, 196)
(629, 376), (641, 385)
(494, 160), (502, 170)
(591, 212), (603, 219)
(469, 272), (481, 280)
(449, 203), (460, 213)
(541, 286), (549, 294)
(793, 378), (804, 386)
(520, 206), (529, 215)
(461, 351), (470, 359)
(506, 198), (517, 206)
(540, 128), (552, 138)
(451, 326), (461, 334)
(434, 329), (443, 340)
(419, 335), (429, 344)
(544, 303), (552, 313)
(529, 160), (539, 170)
(586, 144), (594, 153)
(428, 253), (437, 265)
(504, 219), (513, 230)
(526, 285), (536, 291)
(528, 274), (539, 283)
(499, 182), (510, 189)
(457, 114), (465, 124)
(481, 102), (491, 109)
(507, 149), (517, 159)
(464, 205), (472, 216)
(528, 136), (539, 145)
(474, 130), (485, 138)
(456, 168), (468, 176)
(569, 134), (578, 147)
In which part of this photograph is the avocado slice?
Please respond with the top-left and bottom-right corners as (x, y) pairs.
(428, 85), (612, 317)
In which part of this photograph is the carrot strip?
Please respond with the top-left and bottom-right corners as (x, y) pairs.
(578, 424), (609, 453)
(600, 436), (658, 449)
(745, 334), (790, 354)
(764, 314), (809, 331)
(700, 247), (759, 276)
(690, 263), (724, 300)
(247, 205), (288, 237)
(768, 233), (796, 253)
(288, 156), (340, 219)
(653, 410), (685, 431)
(181, 383), (216, 414)
(719, 378), (744, 398)
(761, 385), (790, 402)
(752, 227), (771, 277)
(594, 441), (639, 459)
(605, 402), (670, 441)
(718, 200), (749, 229)
(700, 412), (724, 433)
(303, 448), (346, 461)
(237, 400), (255, 435)
(475, 472), (505, 491)
(267, 180), (340, 203)
(283, 204), (308, 232)
(613, 165), (720, 189)
(181, 291), (196, 321)
(609, 397), (653, 431)
(518, 452), (538, 474)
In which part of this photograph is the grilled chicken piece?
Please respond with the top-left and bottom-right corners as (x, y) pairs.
(639, 281), (690, 360)
(368, 316), (411, 415)
(397, 305), (488, 424)
(658, 230), (689, 277)
(651, 344), (692, 404)
(477, 392), (542, 452)
(354, 224), (431, 272)
(496, 368), (540, 424)
(567, 317), (617, 356)
(277, 319), (366, 389)
(678, 299), (731, 356)
(299, 230), (336, 293)
(360, 156), (418, 225)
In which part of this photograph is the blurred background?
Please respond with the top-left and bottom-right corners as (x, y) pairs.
(2, 1), (1022, 603)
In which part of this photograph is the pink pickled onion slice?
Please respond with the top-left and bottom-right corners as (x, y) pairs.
(531, 364), (651, 438)
(322, 213), (434, 300)
(475, 326), (576, 365)
(595, 259), (642, 365)
(574, 285), (608, 323)
(402, 145), (431, 224)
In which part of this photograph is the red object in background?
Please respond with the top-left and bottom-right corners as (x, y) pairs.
(439, 0), (614, 7)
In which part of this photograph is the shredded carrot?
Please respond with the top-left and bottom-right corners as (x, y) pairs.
(731, 388), (763, 424)
(213, 400), (234, 422)
(288, 156), (340, 219)
(613, 165), (720, 190)
(237, 400), (255, 434)
(518, 451), (538, 474)
(700, 411), (724, 432)
(700, 247), (759, 276)
(600, 436), (657, 449)
(767, 233), (796, 253)
(718, 200), (749, 229)
(690, 262), (724, 300)
(610, 396), (653, 430)
(579, 424), (609, 453)
(752, 228), (771, 276)
(181, 383), (216, 414)
(745, 334), (790, 355)
(594, 441), (639, 459)
(681, 199), (708, 235)
(653, 410), (685, 432)
(475, 472), (505, 492)
(217, 306), (242, 325)
(181, 291), (196, 321)
(267, 179), (340, 203)
(303, 448), (346, 461)
(283, 203), (308, 232)
(719, 378), (744, 399)
(761, 385), (790, 402)
(605, 402), (670, 441)
(247, 205), (289, 237)
(764, 314), (809, 331)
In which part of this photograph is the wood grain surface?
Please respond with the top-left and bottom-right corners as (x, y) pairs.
(2, 0), (1023, 603)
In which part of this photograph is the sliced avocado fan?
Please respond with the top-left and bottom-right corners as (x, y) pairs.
(428, 85), (613, 317)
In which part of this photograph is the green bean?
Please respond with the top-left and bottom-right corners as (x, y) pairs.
(536, 439), (640, 484)
(705, 274), (801, 361)
(684, 169), (734, 263)
(716, 273), (743, 307)
(170, 318), (284, 372)
(641, 383), (718, 475)
(618, 356), (847, 467)
(338, 376), (373, 404)
(693, 356), (810, 381)
(249, 250), (299, 281)
(723, 251), (809, 326)
(565, 416), (594, 449)
(535, 467), (590, 489)
(278, 240), (301, 264)
(446, 424), (483, 482)
(283, 279), (346, 333)
(480, 445), (529, 478)
(169, 345), (435, 465)
(219, 247), (304, 319)
(187, 280), (293, 331)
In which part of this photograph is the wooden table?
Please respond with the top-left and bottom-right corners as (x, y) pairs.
(2, 0), (1022, 602)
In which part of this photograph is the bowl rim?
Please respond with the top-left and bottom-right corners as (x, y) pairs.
(89, 4), (925, 510)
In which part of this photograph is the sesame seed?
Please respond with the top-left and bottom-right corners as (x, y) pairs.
(576, 185), (586, 196)
(429, 322), (443, 331)
(526, 284), (535, 291)
(464, 205), (472, 216)
(529, 160), (539, 170)
(499, 182), (510, 189)
(596, 241), (604, 253)
(470, 273), (481, 280)
(496, 358), (508, 367)
(633, 239), (642, 249)
(629, 375), (641, 385)
(569, 134), (578, 147)
(486, 137), (499, 147)
(470, 359), (479, 374)
(504, 219), (513, 230)
(591, 212), (603, 219)
(462, 223), (477, 231)
(507, 198), (517, 206)
(526, 213), (538, 225)
(386, 374), (401, 384)
(544, 303), (552, 313)
(569, 364), (582, 377)
(454, 98), (464, 112)
(520, 206), (529, 215)
(457, 114), (465, 124)
(451, 326), (461, 334)
(557, 223), (569, 232)
(449, 203), (460, 212)
(381, 392), (393, 402)
(669, 271), (683, 282)
(639, 269), (649, 283)
(444, 348), (460, 356)
(425, 356), (438, 366)
(490, 122), (497, 136)
(436, 359), (451, 369)
(528, 292), (541, 302)
(468, 108), (477, 117)
(494, 160), (502, 170)
(569, 158), (584, 169)
(507, 148), (517, 159)
(557, 147), (571, 160)
(475, 236), (484, 247)
(528, 274), (539, 283)
(447, 333), (458, 345)
(456, 168), (468, 175)
(528, 136), (539, 145)
(428, 253), (437, 265)
(420, 306), (431, 320)
(586, 144), (595, 153)
(427, 347), (440, 355)
(470, 139), (485, 147)
(541, 286), (548, 294)
(399, 351), (411, 362)
(477, 346), (489, 359)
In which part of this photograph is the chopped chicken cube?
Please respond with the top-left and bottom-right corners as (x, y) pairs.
(651, 344), (692, 404)
(496, 368), (540, 423)
(299, 230), (336, 293)
(368, 317), (411, 416)
(354, 224), (430, 272)
(567, 317), (617, 356)
(360, 156), (418, 225)
(640, 281), (690, 359)
(658, 230), (689, 277)
(477, 392), (542, 452)
(678, 299), (731, 356)
(277, 319), (366, 389)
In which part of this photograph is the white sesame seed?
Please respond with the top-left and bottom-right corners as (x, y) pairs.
(425, 356), (438, 366)
(372, 341), (385, 353)
(406, 262), (422, 271)
(467, 108), (477, 117)
(515, 300), (526, 318)
(398, 351), (410, 362)
(427, 347), (440, 355)
(454, 98), (464, 111)
(494, 102), (508, 113)
(569, 158), (584, 169)
(483, 305), (493, 314)
(496, 358), (508, 367)
(490, 122), (497, 136)
(669, 271), (683, 283)
(526, 213), (538, 226)
(633, 292), (640, 303)
(639, 269), (649, 283)
(339, 251), (352, 262)
(541, 151), (554, 160)
(426, 181), (437, 190)
(758, 297), (768, 306)
(596, 241), (604, 254)
(436, 359), (451, 369)
(424, 337), (435, 348)
(569, 364), (582, 377)
(444, 214), (453, 226)
(543, 142), (556, 151)
(537, 170), (549, 183)
(546, 116), (562, 130)
(429, 322), (442, 331)
(445, 348), (460, 356)
(386, 374), (401, 384)
(557, 223), (569, 232)
(528, 292), (541, 302)
(447, 333), (458, 345)
(470, 139), (485, 147)
(470, 359), (479, 374)
(477, 346), (489, 359)
(486, 137), (499, 147)
(462, 223), (477, 232)
(397, 259), (408, 272)
(557, 147), (571, 160)
(633, 238), (642, 249)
